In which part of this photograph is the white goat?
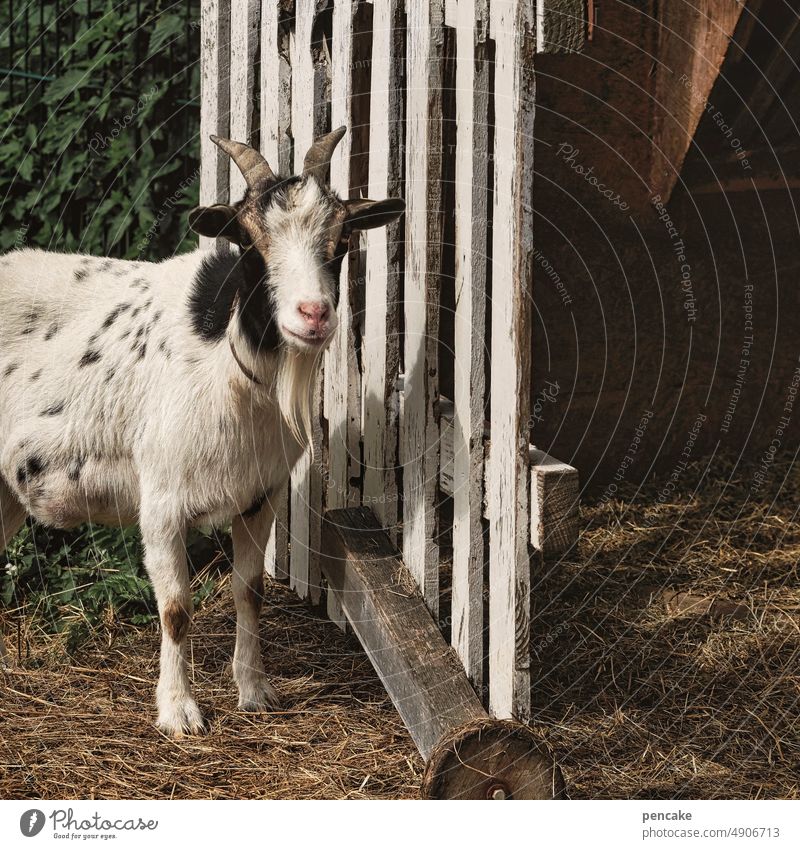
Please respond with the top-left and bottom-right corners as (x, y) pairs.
(0, 128), (404, 736)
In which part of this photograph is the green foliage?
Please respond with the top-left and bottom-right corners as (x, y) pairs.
(0, 0), (201, 259)
(1, 522), (227, 651)
(0, 2), (214, 647)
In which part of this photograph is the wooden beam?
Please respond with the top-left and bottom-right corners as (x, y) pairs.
(321, 507), (565, 798)
(649, 0), (747, 202)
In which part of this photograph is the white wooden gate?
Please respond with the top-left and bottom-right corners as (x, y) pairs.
(201, 0), (581, 728)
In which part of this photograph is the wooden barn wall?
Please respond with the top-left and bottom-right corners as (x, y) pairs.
(530, 0), (800, 488)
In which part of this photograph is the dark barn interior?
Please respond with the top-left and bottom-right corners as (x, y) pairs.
(531, 0), (800, 487)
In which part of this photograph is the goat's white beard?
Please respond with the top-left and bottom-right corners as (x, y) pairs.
(273, 346), (322, 451)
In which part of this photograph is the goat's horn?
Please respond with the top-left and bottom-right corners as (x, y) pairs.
(210, 135), (276, 186)
(302, 126), (347, 179)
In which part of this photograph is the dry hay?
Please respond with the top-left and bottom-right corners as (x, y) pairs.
(2, 451), (799, 799)
(1, 580), (422, 799)
(531, 453), (800, 799)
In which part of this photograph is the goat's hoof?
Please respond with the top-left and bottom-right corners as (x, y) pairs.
(156, 698), (206, 738)
(237, 678), (281, 713)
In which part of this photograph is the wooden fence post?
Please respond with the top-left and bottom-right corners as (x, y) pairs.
(487, 0), (536, 722)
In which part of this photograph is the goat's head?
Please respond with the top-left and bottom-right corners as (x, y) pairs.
(188, 127), (404, 352)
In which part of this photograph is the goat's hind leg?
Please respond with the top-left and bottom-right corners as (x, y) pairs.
(0, 476), (27, 667)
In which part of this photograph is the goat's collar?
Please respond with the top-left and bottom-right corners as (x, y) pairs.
(229, 336), (262, 386)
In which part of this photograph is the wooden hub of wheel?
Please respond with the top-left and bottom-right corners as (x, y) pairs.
(421, 719), (567, 800)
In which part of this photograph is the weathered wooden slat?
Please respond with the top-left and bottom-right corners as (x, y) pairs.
(321, 507), (565, 797)
(288, 0), (326, 604)
(228, 0), (260, 196)
(261, 0), (290, 583)
(536, 0), (587, 54)
(362, 0), (403, 536)
(324, 0), (362, 629)
(260, 0), (292, 176)
(450, 0), (489, 688)
(440, 398), (580, 557)
(402, 0), (444, 617)
(487, 0), (536, 722)
(199, 0), (231, 250)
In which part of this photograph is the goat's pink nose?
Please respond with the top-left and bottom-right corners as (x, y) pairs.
(297, 301), (330, 332)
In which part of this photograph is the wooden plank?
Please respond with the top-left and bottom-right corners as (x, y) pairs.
(228, 0), (260, 197)
(288, 0), (327, 604)
(487, 0), (536, 722)
(536, 0), (587, 54)
(321, 507), (565, 797)
(649, 1), (746, 201)
(261, 0), (290, 583)
(324, 0), (362, 630)
(321, 507), (486, 759)
(450, 0), (489, 687)
(529, 448), (579, 556)
(260, 0), (293, 176)
(402, 0), (444, 617)
(199, 0), (231, 250)
(362, 0), (404, 534)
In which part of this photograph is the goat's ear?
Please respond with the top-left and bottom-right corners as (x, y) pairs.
(188, 204), (239, 240)
(344, 198), (405, 231)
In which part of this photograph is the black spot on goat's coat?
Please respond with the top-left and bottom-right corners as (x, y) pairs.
(67, 456), (84, 482)
(44, 322), (60, 340)
(41, 401), (65, 416)
(30, 369), (42, 382)
(79, 349), (102, 367)
(17, 455), (45, 486)
(75, 268), (89, 282)
(3, 362), (19, 377)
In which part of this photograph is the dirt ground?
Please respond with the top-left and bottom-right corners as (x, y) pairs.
(2, 453), (798, 799)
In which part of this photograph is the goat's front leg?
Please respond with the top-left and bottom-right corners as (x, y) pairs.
(140, 508), (204, 737)
(231, 499), (280, 712)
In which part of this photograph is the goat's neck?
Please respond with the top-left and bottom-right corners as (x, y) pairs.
(225, 308), (320, 446)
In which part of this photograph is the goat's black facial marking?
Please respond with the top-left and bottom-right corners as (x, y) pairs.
(3, 362), (19, 377)
(44, 321), (60, 340)
(41, 400), (65, 416)
(67, 456), (84, 482)
(188, 252), (246, 342)
(17, 455), (45, 486)
(79, 349), (102, 367)
(30, 369), (42, 382)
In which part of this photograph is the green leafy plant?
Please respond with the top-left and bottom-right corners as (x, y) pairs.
(0, 0), (201, 259)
